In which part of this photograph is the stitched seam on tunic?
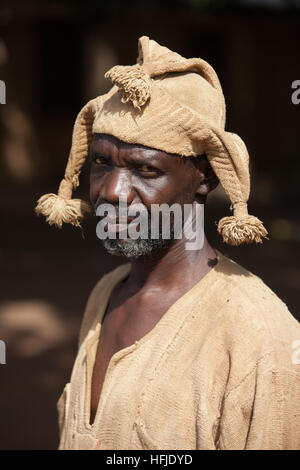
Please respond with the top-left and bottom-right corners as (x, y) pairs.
(223, 349), (274, 399)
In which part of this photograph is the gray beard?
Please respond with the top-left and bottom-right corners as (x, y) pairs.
(101, 223), (177, 259)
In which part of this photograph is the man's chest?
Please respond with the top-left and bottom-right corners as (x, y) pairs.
(89, 292), (170, 425)
(93, 282), (189, 372)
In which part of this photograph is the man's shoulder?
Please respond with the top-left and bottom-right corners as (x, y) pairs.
(212, 250), (300, 361)
(194, 250), (300, 389)
(216, 250), (292, 313)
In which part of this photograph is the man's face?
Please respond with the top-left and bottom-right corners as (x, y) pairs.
(89, 134), (208, 258)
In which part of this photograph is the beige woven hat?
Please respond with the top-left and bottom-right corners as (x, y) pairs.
(35, 36), (268, 246)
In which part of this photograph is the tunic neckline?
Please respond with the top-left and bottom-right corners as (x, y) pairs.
(83, 249), (222, 431)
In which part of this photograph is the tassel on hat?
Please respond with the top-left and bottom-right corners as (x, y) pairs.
(35, 179), (92, 229)
(218, 203), (268, 246)
(195, 126), (269, 246)
(35, 98), (101, 228)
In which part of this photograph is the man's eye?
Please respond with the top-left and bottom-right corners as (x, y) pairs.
(92, 155), (109, 165)
(137, 165), (161, 176)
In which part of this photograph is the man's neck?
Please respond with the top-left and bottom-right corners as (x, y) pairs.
(125, 235), (218, 293)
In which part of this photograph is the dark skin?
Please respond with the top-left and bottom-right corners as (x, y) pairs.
(88, 134), (219, 425)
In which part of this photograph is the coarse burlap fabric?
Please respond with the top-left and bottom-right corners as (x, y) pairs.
(57, 250), (300, 449)
(35, 36), (268, 246)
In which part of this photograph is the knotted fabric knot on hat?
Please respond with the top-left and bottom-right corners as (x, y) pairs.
(105, 64), (152, 110)
(35, 35), (268, 246)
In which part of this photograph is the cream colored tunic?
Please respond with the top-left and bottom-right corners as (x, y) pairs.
(57, 250), (300, 450)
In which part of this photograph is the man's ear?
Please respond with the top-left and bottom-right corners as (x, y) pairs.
(194, 157), (219, 202)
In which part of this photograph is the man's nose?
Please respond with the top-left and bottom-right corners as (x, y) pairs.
(99, 168), (135, 205)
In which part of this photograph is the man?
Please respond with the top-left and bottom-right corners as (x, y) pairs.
(35, 37), (300, 450)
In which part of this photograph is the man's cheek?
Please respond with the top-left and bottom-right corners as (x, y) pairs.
(89, 173), (104, 199)
(89, 181), (100, 206)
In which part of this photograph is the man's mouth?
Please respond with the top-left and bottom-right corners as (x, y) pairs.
(106, 216), (135, 223)
(105, 216), (139, 233)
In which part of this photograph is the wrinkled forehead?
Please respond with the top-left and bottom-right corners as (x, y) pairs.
(90, 133), (194, 166)
(91, 133), (206, 158)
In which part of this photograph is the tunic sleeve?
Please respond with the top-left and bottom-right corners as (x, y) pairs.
(56, 382), (71, 449)
(216, 352), (300, 450)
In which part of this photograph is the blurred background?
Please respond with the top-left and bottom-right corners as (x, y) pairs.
(0, 0), (299, 450)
